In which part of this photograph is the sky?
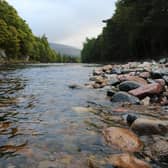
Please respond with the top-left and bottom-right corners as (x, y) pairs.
(7, 0), (116, 49)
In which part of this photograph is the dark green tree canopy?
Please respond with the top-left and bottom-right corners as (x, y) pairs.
(82, 0), (168, 63)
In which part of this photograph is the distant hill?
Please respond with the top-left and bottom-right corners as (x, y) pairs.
(50, 43), (81, 57)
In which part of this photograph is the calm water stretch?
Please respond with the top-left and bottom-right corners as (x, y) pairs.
(0, 64), (113, 168)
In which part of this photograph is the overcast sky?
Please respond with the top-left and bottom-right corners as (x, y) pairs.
(7, 0), (116, 48)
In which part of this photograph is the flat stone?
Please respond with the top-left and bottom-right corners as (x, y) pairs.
(103, 127), (143, 152)
(111, 91), (140, 104)
(129, 83), (163, 98)
(119, 81), (142, 92)
(131, 118), (168, 135)
(117, 75), (148, 85)
(107, 154), (151, 168)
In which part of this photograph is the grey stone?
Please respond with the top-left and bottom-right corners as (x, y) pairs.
(111, 91), (140, 104)
(119, 81), (141, 92)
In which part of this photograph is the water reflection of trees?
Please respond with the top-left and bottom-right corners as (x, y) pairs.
(0, 74), (28, 158)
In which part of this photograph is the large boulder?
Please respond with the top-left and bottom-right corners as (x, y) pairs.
(129, 83), (163, 98)
(131, 118), (168, 135)
(119, 81), (142, 92)
(107, 154), (151, 168)
(111, 92), (140, 104)
(103, 127), (143, 152)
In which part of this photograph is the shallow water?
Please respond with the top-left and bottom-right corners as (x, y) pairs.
(0, 64), (114, 168)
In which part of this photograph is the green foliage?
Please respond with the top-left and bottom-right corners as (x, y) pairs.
(0, 0), (59, 62)
(82, 0), (168, 63)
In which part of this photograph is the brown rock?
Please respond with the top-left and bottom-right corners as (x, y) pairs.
(102, 65), (113, 72)
(113, 107), (129, 113)
(117, 75), (148, 85)
(129, 83), (163, 98)
(131, 118), (168, 135)
(102, 127), (143, 152)
(107, 153), (151, 168)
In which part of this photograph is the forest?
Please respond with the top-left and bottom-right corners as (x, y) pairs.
(81, 0), (168, 63)
(0, 0), (80, 63)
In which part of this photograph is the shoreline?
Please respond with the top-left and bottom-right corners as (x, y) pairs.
(84, 60), (168, 167)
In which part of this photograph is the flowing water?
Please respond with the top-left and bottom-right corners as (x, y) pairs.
(0, 64), (113, 168)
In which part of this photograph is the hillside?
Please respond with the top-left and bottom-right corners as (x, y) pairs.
(0, 0), (58, 62)
(50, 43), (81, 57)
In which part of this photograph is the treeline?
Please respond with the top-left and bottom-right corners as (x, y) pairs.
(82, 0), (168, 63)
(0, 0), (59, 63)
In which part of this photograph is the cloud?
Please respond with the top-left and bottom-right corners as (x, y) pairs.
(7, 0), (116, 48)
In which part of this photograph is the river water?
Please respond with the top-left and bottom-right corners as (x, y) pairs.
(0, 64), (113, 168)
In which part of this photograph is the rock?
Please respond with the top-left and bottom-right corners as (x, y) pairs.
(107, 154), (151, 168)
(113, 107), (130, 113)
(155, 79), (166, 86)
(111, 92), (140, 104)
(131, 118), (168, 135)
(159, 58), (167, 64)
(119, 81), (142, 92)
(129, 83), (163, 98)
(107, 90), (116, 97)
(93, 69), (103, 76)
(102, 65), (113, 72)
(139, 72), (151, 79)
(68, 84), (82, 89)
(111, 68), (122, 75)
(108, 76), (120, 86)
(117, 75), (148, 85)
(163, 75), (168, 85)
(103, 127), (143, 152)
(141, 97), (150, 106)
(150, 136), (168, 162)
(126, 114), (138, 126)
(90, 76), (107, 84)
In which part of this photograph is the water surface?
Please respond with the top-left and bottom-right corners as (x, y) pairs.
(0, 64), (112, 168)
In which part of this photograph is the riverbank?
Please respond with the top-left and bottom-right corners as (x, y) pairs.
(83, 60), (168, 168)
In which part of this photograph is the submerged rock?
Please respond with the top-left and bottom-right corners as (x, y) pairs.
(131, 118), (168, 135)
(103, 127), (143, 152)
(111, 91), (140, 104)
(119, 81), (142, 92)
(107, 154), (151, 168)
(129, 83), (163, 98)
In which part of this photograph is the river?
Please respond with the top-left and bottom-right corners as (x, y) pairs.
(0, 64), (114, 168)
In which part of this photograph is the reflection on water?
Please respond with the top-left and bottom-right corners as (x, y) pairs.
(0, 64), (113, 168)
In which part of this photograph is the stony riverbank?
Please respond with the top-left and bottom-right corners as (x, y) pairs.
(83, 60), (168, 168)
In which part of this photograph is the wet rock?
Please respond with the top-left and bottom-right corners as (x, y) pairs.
(103, 127), (143, 152)
(126, 114), (138, 126)
(155, 79), (166, 86)
(141, 97), (150, 106)
(117, 75), (148, 85)
(129, 83), (163, 98)
(108, 76), (120, 86)
(111, 92), (140, 104)
(93, 69), (103, 76)
(163, 75), (168, 85)
(107, 90), (116, 97)
(107, 154), (151, 168)
(119, 81), (142, 92)
(102, 65), (113, 72)
(113, 107), (130, 113)
(68, 84), (82, 89)
(159, 58), (167, 64)
(139, 72), (151, 79)
(90, 76), (107, 84)
(151, 70), (163, 79)
(131, 118), (168, 135)
(111, 68), (122, 75)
